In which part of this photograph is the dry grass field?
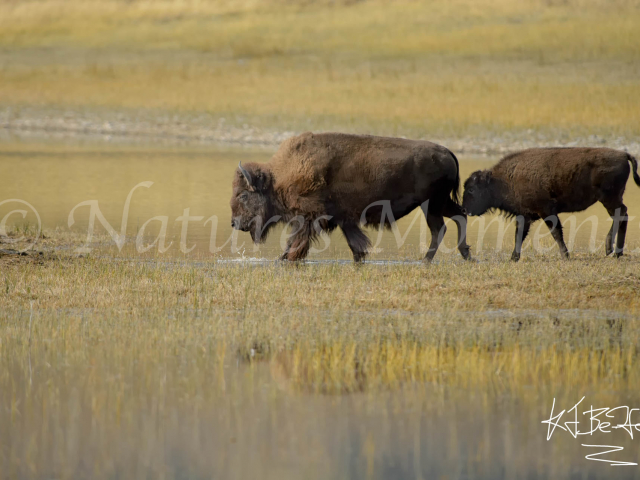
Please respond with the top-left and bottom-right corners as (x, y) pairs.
(3, 228), (640, 477)
(4, 232), (640, 393)
(1, 0), (640, 139)
(3, 1), (640, 477)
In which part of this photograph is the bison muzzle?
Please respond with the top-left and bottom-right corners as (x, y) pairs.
(230, 132), (471, 263)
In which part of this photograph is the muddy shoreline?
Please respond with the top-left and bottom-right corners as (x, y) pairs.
(2, 106), (639, 156)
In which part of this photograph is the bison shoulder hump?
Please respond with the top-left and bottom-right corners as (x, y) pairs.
(271, 133), (330, 196)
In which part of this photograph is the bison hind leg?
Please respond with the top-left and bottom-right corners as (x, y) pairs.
(601, 183), (628, 257)
(422, 212), (446, 263)
(341, 224), (371, 263)
(442, 198), (471, 261)
(603, 202), (629, 258)
(615, 204), (629, 257)
(605, 224), (615, 256)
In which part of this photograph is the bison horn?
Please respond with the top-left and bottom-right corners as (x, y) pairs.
(238, 162), (255, 191)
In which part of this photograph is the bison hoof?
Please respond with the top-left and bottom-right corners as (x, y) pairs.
(277, 253), (304, 263)
(614, 252), (624, 258)
(424, 250), (437, 263)
(510, 253), (521, 262)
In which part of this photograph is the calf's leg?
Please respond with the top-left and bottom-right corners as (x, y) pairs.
(603, 203), (629, 258)
(442, 198), (471, 260)
(511, 216), (531, 262)
(615, 204), (629, 257)
(605, 222), (615, 256)
(544, 215), (569, 259)
(341, 223), (370, 263)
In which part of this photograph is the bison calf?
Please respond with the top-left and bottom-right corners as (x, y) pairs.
(463, 148), (640, 261)
(230, 132), (471, 262)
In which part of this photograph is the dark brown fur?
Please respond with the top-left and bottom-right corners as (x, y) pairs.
(462, 147), (640, 261)
(230, 132), (471, 262)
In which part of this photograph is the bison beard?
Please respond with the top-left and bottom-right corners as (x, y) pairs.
(229, 132), (472, 263)
(462, 147), (640, 261)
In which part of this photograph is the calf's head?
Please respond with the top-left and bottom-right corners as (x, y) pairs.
(462, 170), (495, 216)
(230, 162), (279, 243)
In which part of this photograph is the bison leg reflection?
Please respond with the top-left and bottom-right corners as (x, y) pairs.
(341, 223), (371, 263)
(511, 216), (531, 262)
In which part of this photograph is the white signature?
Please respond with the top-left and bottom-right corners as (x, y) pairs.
(542, 397), (640, 466)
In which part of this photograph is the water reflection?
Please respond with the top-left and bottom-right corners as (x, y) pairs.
(5, 340), (640, 480)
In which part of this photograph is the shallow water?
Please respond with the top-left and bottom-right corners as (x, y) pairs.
(2, 139), (639, 260)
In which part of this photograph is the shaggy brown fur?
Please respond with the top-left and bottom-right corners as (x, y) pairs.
(230, 132), (471, 262)
(462, 147), (640, 261)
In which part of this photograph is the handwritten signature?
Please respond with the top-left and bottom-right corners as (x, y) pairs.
(542, 397), (640, 466)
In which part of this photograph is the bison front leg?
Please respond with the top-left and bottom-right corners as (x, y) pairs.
(340, 224), (370, 263)
(511, 216), (531, 262)
(281, 234), (311, 262)
(280, 218), (313, 262)
(544, 215), (569, 259)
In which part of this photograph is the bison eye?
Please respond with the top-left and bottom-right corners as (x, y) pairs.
(239, 192), (249, 202)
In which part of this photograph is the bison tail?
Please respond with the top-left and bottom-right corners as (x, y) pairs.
(447, 150), (462, 204)
(629, 154), (640, 187)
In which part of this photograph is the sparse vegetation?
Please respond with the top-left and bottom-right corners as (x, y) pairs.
(2, 229), (640, 477)
(3, 230), (640, 393)
(1, 0), (640, 139)
(3, 1), (640, 477)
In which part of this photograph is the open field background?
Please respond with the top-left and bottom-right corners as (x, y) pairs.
(3, 1), (640, 478)
(1, 0), (640, 145)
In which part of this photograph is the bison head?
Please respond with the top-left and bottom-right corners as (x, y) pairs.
(230, 162), (280, 243)
(462, 170), (495, 216)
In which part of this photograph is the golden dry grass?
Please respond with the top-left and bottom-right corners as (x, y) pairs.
(3, 229), (640, 395)
(1, 0), (640, 137)
(2, 229), (640, 477)
(3, 3), (640, 476)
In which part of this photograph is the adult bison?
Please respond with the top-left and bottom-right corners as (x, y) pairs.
(462, 147), (640, 261)
(230, 132), (470, 262)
